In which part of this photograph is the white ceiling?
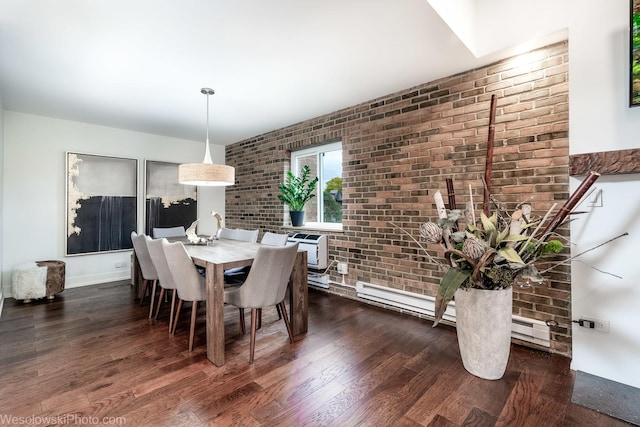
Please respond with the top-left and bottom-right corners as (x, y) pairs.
(0, 0), (568, 146)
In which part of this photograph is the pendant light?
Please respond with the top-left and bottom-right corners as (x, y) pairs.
(178, 88), (235, 186)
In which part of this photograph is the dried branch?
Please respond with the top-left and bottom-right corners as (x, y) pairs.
(388, 221), (447, 270)
(539, 232), (629, 275)
(519, 203), (558, 258)
(446, 178), (456, 210)
(483, 93), (498, 216)
(538, 171), (601, 242)
(467, 184), (476, 227)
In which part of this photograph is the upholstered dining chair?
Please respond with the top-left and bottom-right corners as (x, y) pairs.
(224, 243), (299, 364)
(220, 227), (260, 284)
(147, 237), (178, 332)
(161, 239), (206, 352)
(217, 227), (235, 240)
(257, 231), (290, 322)
(131, 231), (159, 318)
(260, 232), (289, 246)
(218, 227), (259, 243)
(152, 226), (186, 239)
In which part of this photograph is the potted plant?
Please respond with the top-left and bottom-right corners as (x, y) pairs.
(389, 171), (626, 380)
(278, 165), (319, 226)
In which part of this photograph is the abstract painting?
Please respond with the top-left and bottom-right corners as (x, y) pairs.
(66, 152), (137, 255)
(144, 160), (197, 236)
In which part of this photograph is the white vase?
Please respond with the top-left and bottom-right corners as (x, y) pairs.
(454, 286), (512, 380)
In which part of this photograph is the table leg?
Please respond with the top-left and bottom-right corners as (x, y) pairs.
(132, 252), (143, 298)
(289, 251), (308, 337)
(206, 262), (226, 366)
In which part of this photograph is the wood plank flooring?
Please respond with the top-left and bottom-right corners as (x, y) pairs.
(0, 281), (632, 426)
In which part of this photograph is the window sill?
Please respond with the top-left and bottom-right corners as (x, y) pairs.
(286, 223), (343, 233)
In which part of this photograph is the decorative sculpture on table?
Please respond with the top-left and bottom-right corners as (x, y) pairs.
(210, 211), (223, 239)
(186, 220), (207, 245)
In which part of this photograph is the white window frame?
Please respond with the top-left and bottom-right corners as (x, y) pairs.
(291, 141), (342, 231)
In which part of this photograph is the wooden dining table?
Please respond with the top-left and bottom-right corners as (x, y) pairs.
(185, 240), (308, 366)
(133, 238), (308, 366)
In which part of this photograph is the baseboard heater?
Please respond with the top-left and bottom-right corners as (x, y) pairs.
(356, 281), (550, 348)
(308, 272), (329, 289)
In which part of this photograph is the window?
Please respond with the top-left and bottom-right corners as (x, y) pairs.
(291, 141), (342, 226)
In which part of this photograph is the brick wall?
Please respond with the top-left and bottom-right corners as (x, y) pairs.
(226, 41), (571, 355)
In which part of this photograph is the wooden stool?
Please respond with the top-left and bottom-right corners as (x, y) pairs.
(36, 260), (66, 300)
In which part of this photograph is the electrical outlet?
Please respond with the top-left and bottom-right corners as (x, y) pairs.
(337, 262), (348, 275)
(115, 261), (127, 269)
(579, 316), (610, 333)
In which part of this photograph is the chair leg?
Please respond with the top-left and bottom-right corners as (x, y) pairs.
(168, 290), (177, 333)
(172, 299), (183, 335)
(249, 308), (258, 364)
(189, 301), (198, 352)
(154, 288), (165, 320)
(139, 279), (149, 306)
(276, 304), (283, 320)
(238, 308), (246, 335)
(148, 280), (158, 318)
(278, 302), (295, 344)
(257, 308), (262, 330)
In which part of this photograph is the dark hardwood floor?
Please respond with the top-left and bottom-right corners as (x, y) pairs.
(0, 281), (631, 426)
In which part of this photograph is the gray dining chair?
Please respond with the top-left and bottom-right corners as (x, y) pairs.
(131, 231), (159, 317)
(260, 232), (289, 246)
(147, 237), (178, 332)
(152, 226), (186, 239)
(224, 243), (299, 364)
(161, 239), (206, 352)
(221, 227), (260, 284)
(258, 232), (290, 321)
(218, 227), (237, 240)
(218, 227), (259, 243)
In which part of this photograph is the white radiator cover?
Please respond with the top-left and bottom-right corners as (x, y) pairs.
(356, 281), (550, 348)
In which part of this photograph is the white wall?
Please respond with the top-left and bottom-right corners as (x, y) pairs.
(2, 111), (227, 296)
(568, 1), (640, 388)
(570, 175), (640, 388)
(0, 95), (4, 314)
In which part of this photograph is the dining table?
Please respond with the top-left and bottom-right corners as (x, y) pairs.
(133, 238), (308, 366)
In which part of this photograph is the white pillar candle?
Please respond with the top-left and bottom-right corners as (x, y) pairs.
(434, 190), (447, 219)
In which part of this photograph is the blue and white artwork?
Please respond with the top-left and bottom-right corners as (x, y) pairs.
(66, 152), (137, 255)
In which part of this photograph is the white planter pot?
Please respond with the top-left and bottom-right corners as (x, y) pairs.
(455, 286), (513, 380)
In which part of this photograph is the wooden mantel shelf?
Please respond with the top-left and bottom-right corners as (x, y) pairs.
(569, 148), (640, 176)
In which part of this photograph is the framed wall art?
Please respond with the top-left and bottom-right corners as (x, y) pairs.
(66, 152), (138, 255)
(144, 160), (197, 236)
(631, 0), (640, 106)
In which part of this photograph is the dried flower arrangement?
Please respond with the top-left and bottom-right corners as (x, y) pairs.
(390, 170), (628, 327)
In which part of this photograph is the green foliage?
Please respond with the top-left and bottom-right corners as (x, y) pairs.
(497, 247), (525, 265)
(323, 191), (342, 222)
(437, 209), (463, 230)
(325, 177), (343, 192)
(633, 12), (640, 104)
(433, 267), (471, 327)
(277, 165), (319, 211)
(541, 239), (564, 255)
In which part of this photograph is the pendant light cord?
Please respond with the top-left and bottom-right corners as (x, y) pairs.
(201, 88), (214, 164)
